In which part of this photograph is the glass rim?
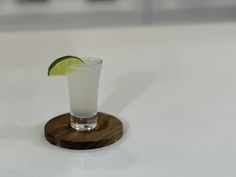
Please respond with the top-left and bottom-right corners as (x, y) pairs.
(70, 57), (103, 69)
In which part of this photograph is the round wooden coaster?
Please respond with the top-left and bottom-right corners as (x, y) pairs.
(44, 112), (123, 150)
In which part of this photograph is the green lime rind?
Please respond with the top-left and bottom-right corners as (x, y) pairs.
(48, 55), (84, 76)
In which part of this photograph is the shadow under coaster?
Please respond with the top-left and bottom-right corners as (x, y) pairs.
(44, 112), (123, 150)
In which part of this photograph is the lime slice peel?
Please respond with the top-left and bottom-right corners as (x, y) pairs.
(48, 55), (84, 76)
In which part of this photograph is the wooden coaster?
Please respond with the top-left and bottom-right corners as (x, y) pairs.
(44, 112), (123, 150)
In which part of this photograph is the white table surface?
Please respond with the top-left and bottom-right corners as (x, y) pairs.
(0, 23), (236, 177)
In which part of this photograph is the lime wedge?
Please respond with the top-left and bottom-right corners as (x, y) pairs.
(48, 55), (84, 76)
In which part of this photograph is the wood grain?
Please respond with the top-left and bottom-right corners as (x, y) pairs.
(44, 112), (123, 150)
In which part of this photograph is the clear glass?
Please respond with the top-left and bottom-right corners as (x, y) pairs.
(66, 57), (102, 131)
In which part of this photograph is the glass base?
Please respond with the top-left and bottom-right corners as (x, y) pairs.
(70, 114), (97, 131)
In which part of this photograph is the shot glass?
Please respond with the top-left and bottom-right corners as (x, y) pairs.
(66, 57), (103, 131)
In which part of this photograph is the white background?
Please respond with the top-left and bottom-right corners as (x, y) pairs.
(0, 22), (236, 176)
